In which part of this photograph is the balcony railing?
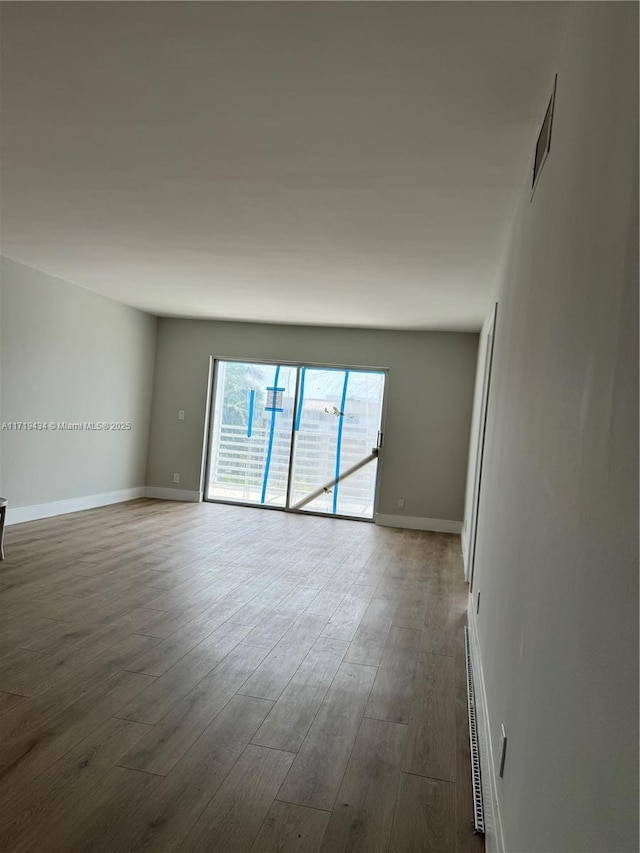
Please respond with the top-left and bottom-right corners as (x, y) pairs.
(208, 422), (377, 516)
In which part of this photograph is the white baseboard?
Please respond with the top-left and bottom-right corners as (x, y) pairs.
(375, 513), (462, 534)
(461, 525), (469, 578)
(6, 487), (146, 526)
(467, 606), (505, 853)
(144, 487), (202, 502)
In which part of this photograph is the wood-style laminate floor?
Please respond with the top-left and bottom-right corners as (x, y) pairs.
(0, 499), (485, 853)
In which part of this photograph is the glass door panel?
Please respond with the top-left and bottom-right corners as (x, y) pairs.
(206, 360), (297, 506)
(288, 368), (385, 519)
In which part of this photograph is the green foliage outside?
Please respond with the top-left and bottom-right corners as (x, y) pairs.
(222, 362), (266, 426)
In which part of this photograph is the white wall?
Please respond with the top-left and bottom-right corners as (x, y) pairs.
(470, 4), (638, 851)
(0, 257), (157, 520)
(145, 318), (478, 526)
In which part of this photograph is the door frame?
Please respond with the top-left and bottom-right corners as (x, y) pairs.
(468, 303), (497, 591)
(202, 356), (389, 522)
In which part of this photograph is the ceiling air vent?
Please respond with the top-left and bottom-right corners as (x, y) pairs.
(531, 74), (557, 198)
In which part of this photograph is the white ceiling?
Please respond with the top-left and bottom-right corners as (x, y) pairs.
(0, 2), (570, 331)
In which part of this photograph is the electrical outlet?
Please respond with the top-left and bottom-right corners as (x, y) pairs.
(173, 473), (180, 484)
(178, 410), (185, 420)
(397, 498), (405, 510)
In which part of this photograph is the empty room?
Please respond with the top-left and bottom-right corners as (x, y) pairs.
(0, 2), (637, 852)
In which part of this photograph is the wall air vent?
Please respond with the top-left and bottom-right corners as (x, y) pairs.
(531, 74), (557, 198)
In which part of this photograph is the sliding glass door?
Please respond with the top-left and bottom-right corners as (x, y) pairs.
(205, 359), (385, 520)
(288, 367), (385, 518)
(206, 361), (297, 507)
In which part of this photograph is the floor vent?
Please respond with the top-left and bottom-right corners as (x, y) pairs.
(464, 626), (485, 835)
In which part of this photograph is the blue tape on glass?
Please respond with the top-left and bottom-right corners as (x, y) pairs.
(333, 370), (350, 514)
(247, 389), (255, 438)
(295, 367), (306, 431)
(260, 366), (281, 504)
(264, 386), (286, 412)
